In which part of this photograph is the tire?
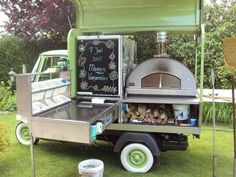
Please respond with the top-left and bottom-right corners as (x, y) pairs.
(15, 122), (39, 145)
(120, 143), (154, 173)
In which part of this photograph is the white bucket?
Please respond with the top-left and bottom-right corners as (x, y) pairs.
(78, 159), (104, 177)
(173, 104), (189, 120)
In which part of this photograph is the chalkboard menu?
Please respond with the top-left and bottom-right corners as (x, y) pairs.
(77, 37), (120, 95)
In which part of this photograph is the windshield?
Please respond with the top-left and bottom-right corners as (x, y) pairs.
(32, 55), (69, 82)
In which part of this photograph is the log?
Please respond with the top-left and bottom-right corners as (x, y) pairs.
(138, 105), (146, 115)
(146, 108), (151, 113)
(159, 104), (166, 109)
(136, 112), (140, 116)
(160, 112), (168, 123)
(154, 108), (160, 118)
(125, 112), (132, 119)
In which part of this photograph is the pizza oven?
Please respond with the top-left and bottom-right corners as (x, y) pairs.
(126, 58), (197, 97)
(126, 32), (197, 98)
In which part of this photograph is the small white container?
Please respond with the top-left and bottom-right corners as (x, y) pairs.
(78, 159), (104, 177)
(173, 104), (189, 120)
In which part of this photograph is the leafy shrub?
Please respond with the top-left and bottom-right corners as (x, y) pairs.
(0, 123), (9, 153)
(2, 95), (17, 112)
(202, 102), (232, 124)
(0, 81), (16, 112)
(0, 81), (11, 110)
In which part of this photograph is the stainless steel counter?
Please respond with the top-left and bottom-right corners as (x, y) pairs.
(38, 101), (113, 123)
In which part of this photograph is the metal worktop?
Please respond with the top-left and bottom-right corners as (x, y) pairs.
(38, 101), (113, 123)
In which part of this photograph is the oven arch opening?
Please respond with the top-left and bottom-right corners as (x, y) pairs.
(141, 73), (181, 89)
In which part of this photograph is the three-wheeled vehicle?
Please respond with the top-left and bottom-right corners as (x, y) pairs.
(16, 0), (205, 173)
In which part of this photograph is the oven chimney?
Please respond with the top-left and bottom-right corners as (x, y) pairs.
(154, 32), (169, 58)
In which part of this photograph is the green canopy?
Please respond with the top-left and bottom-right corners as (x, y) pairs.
(71, 0), (202, 33)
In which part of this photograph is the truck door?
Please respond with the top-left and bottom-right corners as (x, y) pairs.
(33, 56), (68, 82)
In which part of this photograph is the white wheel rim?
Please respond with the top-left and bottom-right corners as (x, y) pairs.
(120, 143), (154, 173)
(16, 122), (31, 145)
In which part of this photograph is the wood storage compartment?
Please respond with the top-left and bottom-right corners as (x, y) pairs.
(123, 103), (199, 127)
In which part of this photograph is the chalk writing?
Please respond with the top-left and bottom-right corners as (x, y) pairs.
(88, 73), (108, 81)
(92, 56), (103, 62)
(89, 64), (106, 73)
(89, 47), (104, 55)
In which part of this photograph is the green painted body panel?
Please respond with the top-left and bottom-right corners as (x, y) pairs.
(68, 28), (81, 97)
(72, 0), (201, 33)
(199, 24), (205, 127)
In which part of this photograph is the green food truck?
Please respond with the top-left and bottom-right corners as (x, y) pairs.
(15, 0), (205, 173)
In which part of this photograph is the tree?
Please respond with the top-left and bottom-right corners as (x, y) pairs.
(0, 35), (40, 82)
(134, 32), (157, 63)
(203, 0), (236, 88)
(0, 0), (75, 42)
(168, 1), (236, 89)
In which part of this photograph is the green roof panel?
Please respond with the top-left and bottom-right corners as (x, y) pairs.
(71, 0), (201, 33)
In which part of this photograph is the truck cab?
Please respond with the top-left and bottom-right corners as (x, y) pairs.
(15, 50), (68, 145)
(31, 50), (68, 82)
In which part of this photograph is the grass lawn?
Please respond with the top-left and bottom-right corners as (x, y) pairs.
(0, 113), (233, 177)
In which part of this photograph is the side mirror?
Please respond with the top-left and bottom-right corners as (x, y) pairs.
(57, 58), (69, 71)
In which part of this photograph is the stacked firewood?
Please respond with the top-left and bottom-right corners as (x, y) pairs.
(124, 103), (175, 124)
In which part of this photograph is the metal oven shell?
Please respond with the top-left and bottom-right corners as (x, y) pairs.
(126, 58), (197, 97)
